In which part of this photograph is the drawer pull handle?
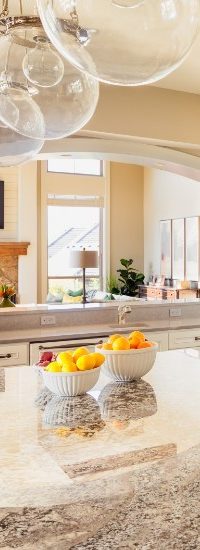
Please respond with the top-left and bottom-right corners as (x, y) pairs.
(0, 353), (12, 359)
(195, 337), (200, 341)
(38, 340), (104, 351)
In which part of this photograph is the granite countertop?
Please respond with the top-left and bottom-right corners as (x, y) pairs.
(1, 349), (200, 548)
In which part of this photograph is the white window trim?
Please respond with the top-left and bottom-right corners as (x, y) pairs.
(39, 160), (110, 302)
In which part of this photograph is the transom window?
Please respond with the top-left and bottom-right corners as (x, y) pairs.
(47, 158), (103, 176)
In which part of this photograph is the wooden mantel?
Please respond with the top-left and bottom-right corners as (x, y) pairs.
(0, 242), (30, 256)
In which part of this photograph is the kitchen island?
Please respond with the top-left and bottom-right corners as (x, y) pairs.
(1, 349), (200, 549)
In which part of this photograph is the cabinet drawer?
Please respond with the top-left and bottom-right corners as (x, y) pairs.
(143, 331), (168, 351)
(169, 329), (200, 350)
(0, 343), (29, 367)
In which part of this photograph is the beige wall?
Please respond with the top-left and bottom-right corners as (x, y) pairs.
(110, 163), (144, 278)
(144, 168), (200, 280)
(18, 162), (39, 304)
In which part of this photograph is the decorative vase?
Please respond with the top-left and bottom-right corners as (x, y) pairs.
(0, 296), (15, 308)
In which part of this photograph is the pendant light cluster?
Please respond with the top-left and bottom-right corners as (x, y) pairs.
(0, 0), (199, 167)
(0, 1), (99, 165)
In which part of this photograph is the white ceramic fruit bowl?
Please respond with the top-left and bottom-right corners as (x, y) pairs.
(41, 366), (101, 397)
(95, 343), (158, 382)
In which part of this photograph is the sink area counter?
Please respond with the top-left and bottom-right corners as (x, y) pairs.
(1, 299), (200, 344)
(1, 349), (200, 549)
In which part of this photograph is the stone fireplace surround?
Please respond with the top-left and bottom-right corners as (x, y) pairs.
(0, 243), (30, 301)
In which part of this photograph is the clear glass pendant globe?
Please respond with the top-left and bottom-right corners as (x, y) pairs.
(0, 86), (45, 140)
(0, 125), (43, 167)
(37, 0), (200, 86)
(33, 59), (99, 139)
(22, 38), (65, 88)
(0, 31), (99, 140)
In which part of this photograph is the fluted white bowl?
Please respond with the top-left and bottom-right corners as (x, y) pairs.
(95, 343), (158, 382)
(41, 366), (101, 397)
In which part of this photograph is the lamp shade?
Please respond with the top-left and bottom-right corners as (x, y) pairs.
(66, 250), (99, 269)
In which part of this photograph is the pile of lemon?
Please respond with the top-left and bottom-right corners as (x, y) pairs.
(100, 331), (154, 351)
(46, 347), (105, 373)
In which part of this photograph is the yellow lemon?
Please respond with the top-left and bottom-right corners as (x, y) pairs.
(73, 347), (89, 363)
(102, 342), (113, 350)
(57, 351), (75, 365)
(112, 337), (130, 351)
(108, 334), (121, 344)
(48, 361), (62, 373)
(62, 362), (78, 372)
(76, 354), (96, 371)
(90, 352), (105, 368)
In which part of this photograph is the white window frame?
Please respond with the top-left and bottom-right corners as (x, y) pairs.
(39, 160), (110, 303)
(47, 201), (104, 291)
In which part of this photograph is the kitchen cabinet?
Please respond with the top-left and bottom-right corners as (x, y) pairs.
(143, 331), (169, 351)
(169, 328), (200, 350)
(0, 343), (29, 367)
(30, 336), (107, 364)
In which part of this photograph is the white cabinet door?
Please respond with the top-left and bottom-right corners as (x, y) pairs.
(0, 343), (29, 367)
(143, 331), (169, 351)
(169, 328), (200, 350)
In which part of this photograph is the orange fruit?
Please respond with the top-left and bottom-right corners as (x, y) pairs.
(90, 352), (105, 368)
(76, 354), (96, 371)
(129, 331), (145, 348)
(108, 334), (121, 344)
(112, 337), (130, 351)
(73, 347), (89, 363)
(137, 341), (153, 349)
(102, 342), (113, 350)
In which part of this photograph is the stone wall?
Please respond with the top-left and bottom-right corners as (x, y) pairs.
(0, 255), (18, 294)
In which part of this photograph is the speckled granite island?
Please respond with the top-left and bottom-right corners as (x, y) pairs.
(1, 349), (200, 549)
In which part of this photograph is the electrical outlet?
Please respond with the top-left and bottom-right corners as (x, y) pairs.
(40, 315), (56, 326)
(170, 308), (182, 317)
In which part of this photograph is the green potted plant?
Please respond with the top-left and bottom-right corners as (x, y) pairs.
(106, 274), (120, 295)
(117, 258), (144, 296)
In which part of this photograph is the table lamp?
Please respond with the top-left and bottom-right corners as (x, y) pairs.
(67, 248), (99, 303)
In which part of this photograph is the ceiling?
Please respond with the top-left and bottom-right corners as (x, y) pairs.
(3, 0), (200, 95)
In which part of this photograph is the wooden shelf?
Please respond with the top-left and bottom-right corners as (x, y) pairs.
(0, 242), (30, 256)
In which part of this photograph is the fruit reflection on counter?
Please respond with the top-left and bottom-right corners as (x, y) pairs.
(36, 347), (105, 373)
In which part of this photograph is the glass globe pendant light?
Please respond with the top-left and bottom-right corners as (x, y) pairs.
(33, 60), (99, 140)
(0, 28), (99, 141)
(0, 33), (45, 139)
(37, 0), (200, 86)
(22, 35), (65, 88)
(0, 125), (44, 167)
